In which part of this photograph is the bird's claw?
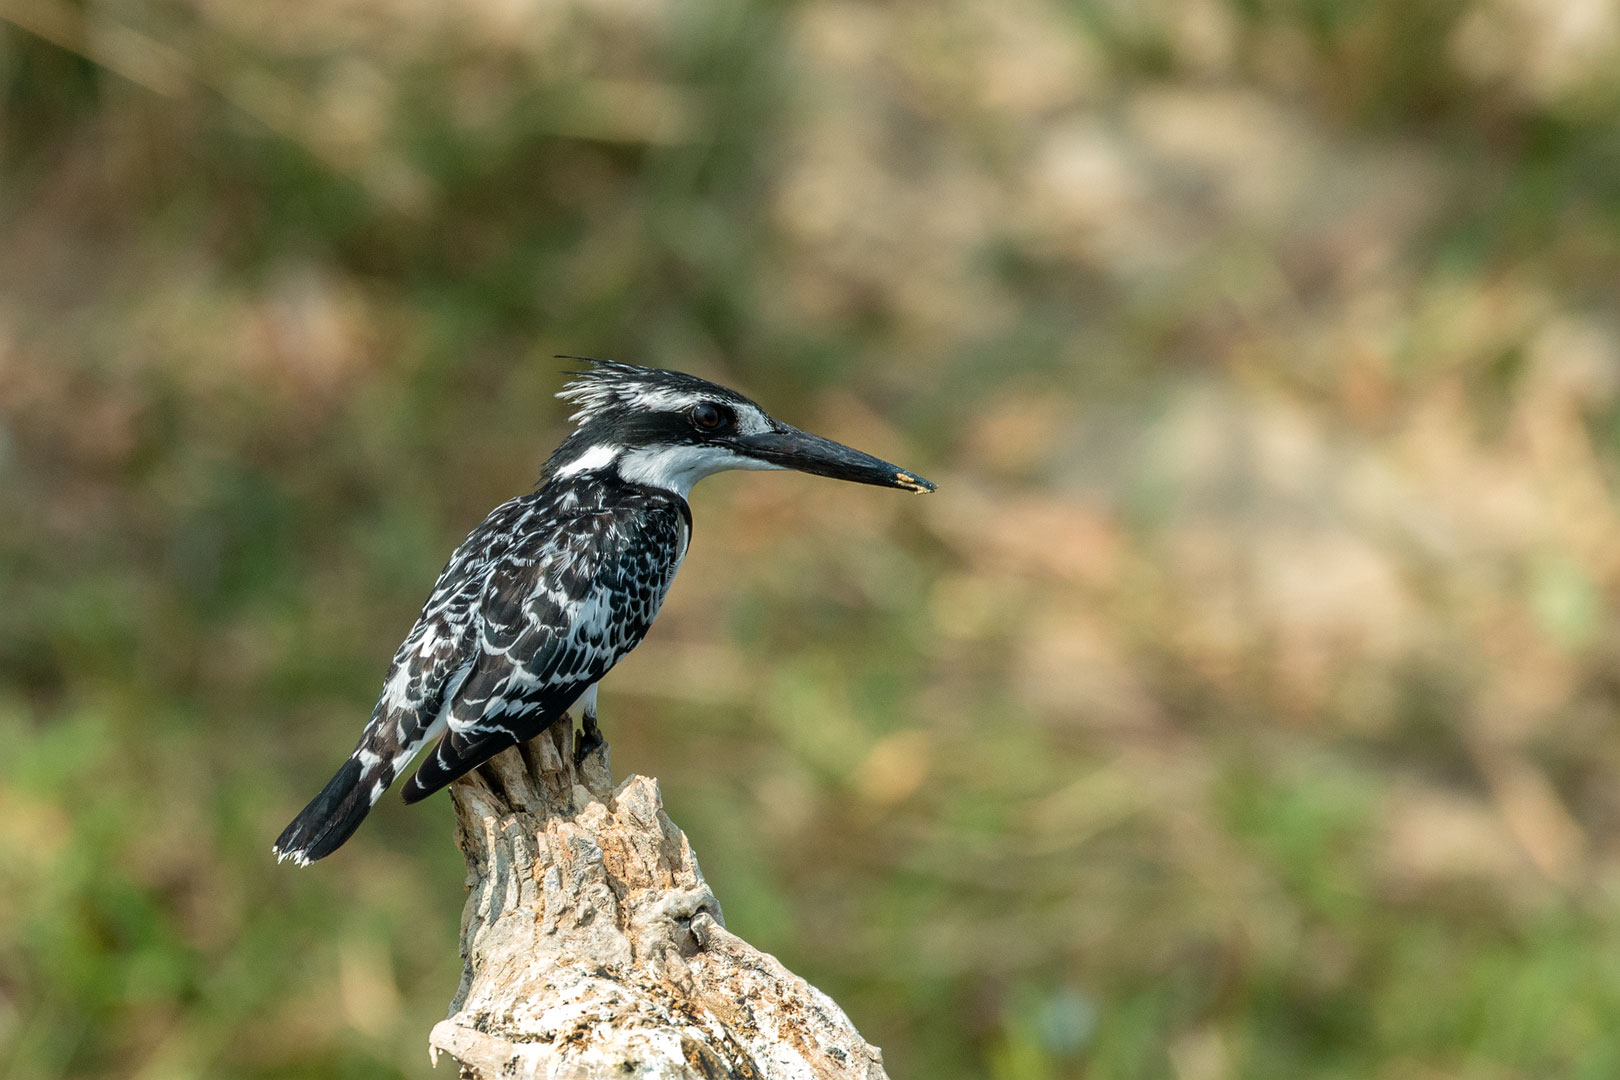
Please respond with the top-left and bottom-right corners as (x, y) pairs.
(574, 713), (605, 766)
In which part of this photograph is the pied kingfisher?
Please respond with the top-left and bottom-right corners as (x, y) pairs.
(273, 360), (935, 865)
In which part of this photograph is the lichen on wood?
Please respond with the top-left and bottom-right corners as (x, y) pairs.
(428, 721), (888, 1080)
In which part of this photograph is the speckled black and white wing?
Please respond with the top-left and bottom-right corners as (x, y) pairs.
(273, 484), (688, 865)
(401, 496), (689, 803)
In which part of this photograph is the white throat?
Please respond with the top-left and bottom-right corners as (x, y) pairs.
(617, 443), (780, 497)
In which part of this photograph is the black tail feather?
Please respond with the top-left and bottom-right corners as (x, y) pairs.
(400, 729), (518, 804)
(273, 757), (378, 865)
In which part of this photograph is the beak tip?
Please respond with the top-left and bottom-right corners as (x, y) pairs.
(894, 471), (937, 494)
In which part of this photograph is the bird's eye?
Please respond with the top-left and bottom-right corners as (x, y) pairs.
(691, 402), (726, 430)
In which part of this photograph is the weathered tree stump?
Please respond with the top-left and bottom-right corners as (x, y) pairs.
(428, 720), (889, 1080)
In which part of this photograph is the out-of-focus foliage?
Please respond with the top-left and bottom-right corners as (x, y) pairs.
(5, 0), (1620, 1076)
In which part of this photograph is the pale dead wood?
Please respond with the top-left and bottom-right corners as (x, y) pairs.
(429, 721), (889, 1080)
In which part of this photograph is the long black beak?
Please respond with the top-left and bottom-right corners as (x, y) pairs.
(733, 424), (937, 493)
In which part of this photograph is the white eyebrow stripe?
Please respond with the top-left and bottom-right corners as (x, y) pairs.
(553, 443), (622, 478)
(625, 388), (708, 412)
(736, 404), (772, 434)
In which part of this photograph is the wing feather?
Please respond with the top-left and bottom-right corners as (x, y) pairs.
(400, 501), (684, 802)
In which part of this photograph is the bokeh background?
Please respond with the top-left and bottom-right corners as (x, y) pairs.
(6, 0), (1620, 1077)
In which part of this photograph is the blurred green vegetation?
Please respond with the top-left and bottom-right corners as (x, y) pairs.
(6, 0), (1620, 1077)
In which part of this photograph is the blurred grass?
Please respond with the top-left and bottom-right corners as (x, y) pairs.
(7, 0), (1620, 1077)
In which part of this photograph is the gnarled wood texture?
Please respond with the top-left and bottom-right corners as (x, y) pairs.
(429, 722), (889, 1080)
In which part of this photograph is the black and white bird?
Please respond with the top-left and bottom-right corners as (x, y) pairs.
(273, 359), (935, 865)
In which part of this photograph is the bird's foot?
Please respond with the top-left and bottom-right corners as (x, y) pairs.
(574, 713), (605, 766)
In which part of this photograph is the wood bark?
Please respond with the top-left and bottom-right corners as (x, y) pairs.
(428, 721), (889, 1080)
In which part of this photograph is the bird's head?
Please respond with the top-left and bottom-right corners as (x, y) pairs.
(543, 359), (937, 498)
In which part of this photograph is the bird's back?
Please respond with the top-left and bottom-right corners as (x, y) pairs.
(274, 475), (689, 863)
